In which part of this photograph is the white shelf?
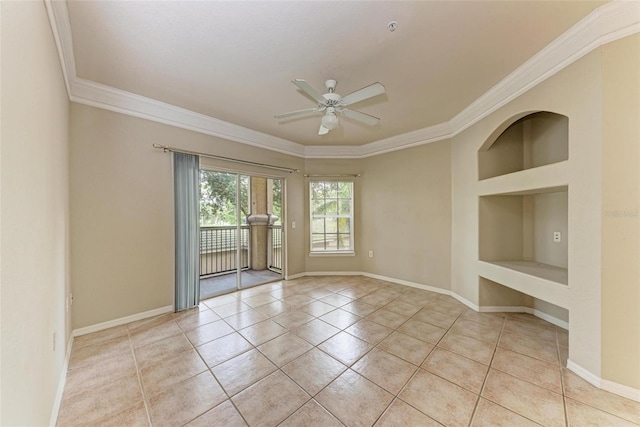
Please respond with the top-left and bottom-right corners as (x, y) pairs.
(477, 161), (568, 196)
(478, 260), (570, 309)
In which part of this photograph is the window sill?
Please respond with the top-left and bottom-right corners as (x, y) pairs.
(309, 251), (356, 257)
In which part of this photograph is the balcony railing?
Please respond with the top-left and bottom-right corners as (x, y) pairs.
(200, 225), (283, 277)
(268, 225), (282, 272)
(200, 226), (249, 277)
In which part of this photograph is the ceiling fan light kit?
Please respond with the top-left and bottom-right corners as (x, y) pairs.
(321, 108), (339, 130)
(275, 78), (385, 135)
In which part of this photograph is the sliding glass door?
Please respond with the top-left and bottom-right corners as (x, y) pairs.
(199, 169), (283, 299)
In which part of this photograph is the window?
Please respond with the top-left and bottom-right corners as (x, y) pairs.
(310, 181), (354, 253)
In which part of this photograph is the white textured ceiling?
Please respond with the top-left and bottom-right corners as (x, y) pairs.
(66, 1), (606, 146)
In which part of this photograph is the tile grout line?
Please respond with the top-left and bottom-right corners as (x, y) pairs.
(467, 313), (507, 427)
(557, 327), (570, 427)
(127, 328), (154, 427)
(63, 277), (586, 427)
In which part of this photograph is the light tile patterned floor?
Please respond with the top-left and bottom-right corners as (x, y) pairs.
(57, 276), (640, 426)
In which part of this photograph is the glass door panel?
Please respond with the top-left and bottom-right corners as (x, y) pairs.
(199, 170), (284, 298)
(240, 177), (283, 289)
(199, 170), (240, 298)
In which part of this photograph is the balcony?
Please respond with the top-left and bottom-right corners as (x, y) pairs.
(199, 225), (282, 298)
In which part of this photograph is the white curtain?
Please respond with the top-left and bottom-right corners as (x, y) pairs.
(174, 152), (200, 311)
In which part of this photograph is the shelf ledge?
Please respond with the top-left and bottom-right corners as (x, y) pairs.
(478, 161), (569, 196)
(478, 260), (569, 309)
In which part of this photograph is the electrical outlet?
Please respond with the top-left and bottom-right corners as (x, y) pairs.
(553, 231), (562, 243)
(368, 250), (374, 258)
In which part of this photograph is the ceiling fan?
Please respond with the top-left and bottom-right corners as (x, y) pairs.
(274, 79), (385, 135)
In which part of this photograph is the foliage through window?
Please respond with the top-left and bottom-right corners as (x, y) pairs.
(310, 181), (353, 252)
(199, 171), (249, 226)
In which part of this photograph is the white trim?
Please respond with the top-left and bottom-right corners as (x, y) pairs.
(361, 272), (450, 296)
(532, 308), (569, 330)
(449, 0), (640, 138)
(567, 359), (602, 388)
(72, 305), (173, 337)
(479, 305), (569, 330)
(480, 305), (532, 313)
(601, 378), (640, 403)
(568, 359), (640, 402)
(44, 0), (73, 98)
(49, 335), (74, 426)
(450, 293), (479, 312)
(285, 272), (306, 280)
(49, 337), (74, 425)
(45, 0), (640, 159)
(356, 122), (453, 159)
(70, 79), (306, 158)
(304, 271), (363, 277)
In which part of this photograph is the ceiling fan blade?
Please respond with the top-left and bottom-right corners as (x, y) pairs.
(274, 108), (320, 120)
(340, 82), (385, 106)
(341, 109), (380, 126)
(318, 124), (330, 135)
(292, 79), (325, 104)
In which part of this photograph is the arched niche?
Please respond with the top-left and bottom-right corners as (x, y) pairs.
(478, 111), (568, 180)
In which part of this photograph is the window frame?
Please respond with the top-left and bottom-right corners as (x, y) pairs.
(309, 180), (355, 256)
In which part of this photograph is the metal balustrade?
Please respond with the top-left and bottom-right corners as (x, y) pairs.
(199, 226), (249, 277)
(200, 225), (283, 277)
(268, 225), (283, 272)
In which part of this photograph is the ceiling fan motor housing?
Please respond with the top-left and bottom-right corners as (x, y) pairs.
(322, 92), (342, 106)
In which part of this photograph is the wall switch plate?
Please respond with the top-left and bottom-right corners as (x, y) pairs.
(368, 250), (374, 258)
(291, 221), (296, 229)
(553, 231), (562, 243)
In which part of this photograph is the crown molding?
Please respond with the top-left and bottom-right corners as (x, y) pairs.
(44, 0), (74, 98)
(47, 0), (640, 160)
(70, 78), (307, 158)
(448, 0), (640, 136)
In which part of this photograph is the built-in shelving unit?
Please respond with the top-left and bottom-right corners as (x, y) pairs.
(478, 112), (568, 180)
(477, 112), (569, 310)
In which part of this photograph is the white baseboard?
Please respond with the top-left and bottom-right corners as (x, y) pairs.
(567, 359), (602, 388)
(567, 358), (640, 402)
(285, 272), (306, 280)
(450, 293), (479, 311)
(49, 335), (74, 426)
(480, 305), (531, 314)
(532, 308), (569, 330)
(304, 271), (363, 277)
(72, 305), (173, 337)
(601, 378), (640, 402)
(480, 305), (569, 330)
(361, 272), (450, 295)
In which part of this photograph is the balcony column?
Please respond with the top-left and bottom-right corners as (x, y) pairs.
(248, 177), (268, 270)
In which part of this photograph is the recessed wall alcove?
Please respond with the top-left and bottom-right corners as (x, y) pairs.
(477, 111), (570, 313)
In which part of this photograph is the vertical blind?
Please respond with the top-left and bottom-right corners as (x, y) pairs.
(174, 152), (200, 311)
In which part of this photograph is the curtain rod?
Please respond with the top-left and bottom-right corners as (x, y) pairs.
(304, 174), (361, 178)
(153, 144), (300, 174)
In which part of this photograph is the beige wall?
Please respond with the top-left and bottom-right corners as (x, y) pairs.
(1, 2), (71, 424)
(453, 35), (640, 390)
(69, 104), (305, 329)
(452, 45), (604, 378)
(361, 141), (452, 290)
(600, 34), (640, 390)
(533, 191), (568, 268)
